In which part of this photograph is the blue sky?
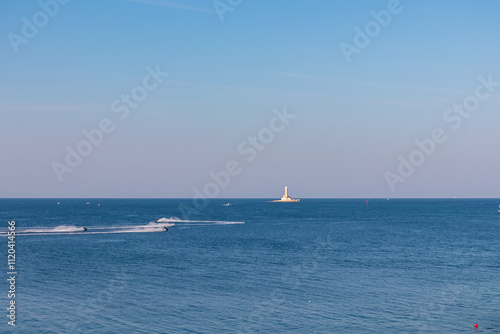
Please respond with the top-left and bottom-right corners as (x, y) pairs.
(1, 0), (500, 198)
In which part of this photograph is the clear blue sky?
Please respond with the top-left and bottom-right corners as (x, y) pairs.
(1, 0), (499, 198)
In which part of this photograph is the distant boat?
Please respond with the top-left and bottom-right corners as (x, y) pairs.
(498, 204), (500, 213)
(57, 202), (60, 205)
(270, 186), (300, 202)
(223, 203), (231, 206)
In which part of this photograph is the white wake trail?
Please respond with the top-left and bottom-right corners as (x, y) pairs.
(0, 219), (244, 236)
(156, 217), (245, 225)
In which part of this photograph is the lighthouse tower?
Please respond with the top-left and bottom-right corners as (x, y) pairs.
(280, 186), (294, 201)
(271, 186), (300, 202)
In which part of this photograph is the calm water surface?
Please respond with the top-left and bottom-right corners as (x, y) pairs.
(0, 199), (499, 333)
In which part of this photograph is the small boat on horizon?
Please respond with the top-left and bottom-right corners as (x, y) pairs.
(223, 203), (231, 206)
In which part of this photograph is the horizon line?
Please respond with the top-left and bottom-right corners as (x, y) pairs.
(1, 197), (499, 200)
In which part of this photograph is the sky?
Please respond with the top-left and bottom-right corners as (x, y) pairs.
(1, 0), (500, 198)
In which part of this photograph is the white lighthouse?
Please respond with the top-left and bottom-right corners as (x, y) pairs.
(271, 186), (300, 202)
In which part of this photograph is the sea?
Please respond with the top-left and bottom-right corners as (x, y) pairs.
(0, 198), (499, 333)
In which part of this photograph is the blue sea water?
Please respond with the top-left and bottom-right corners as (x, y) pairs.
(0, 198), (499, 333)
